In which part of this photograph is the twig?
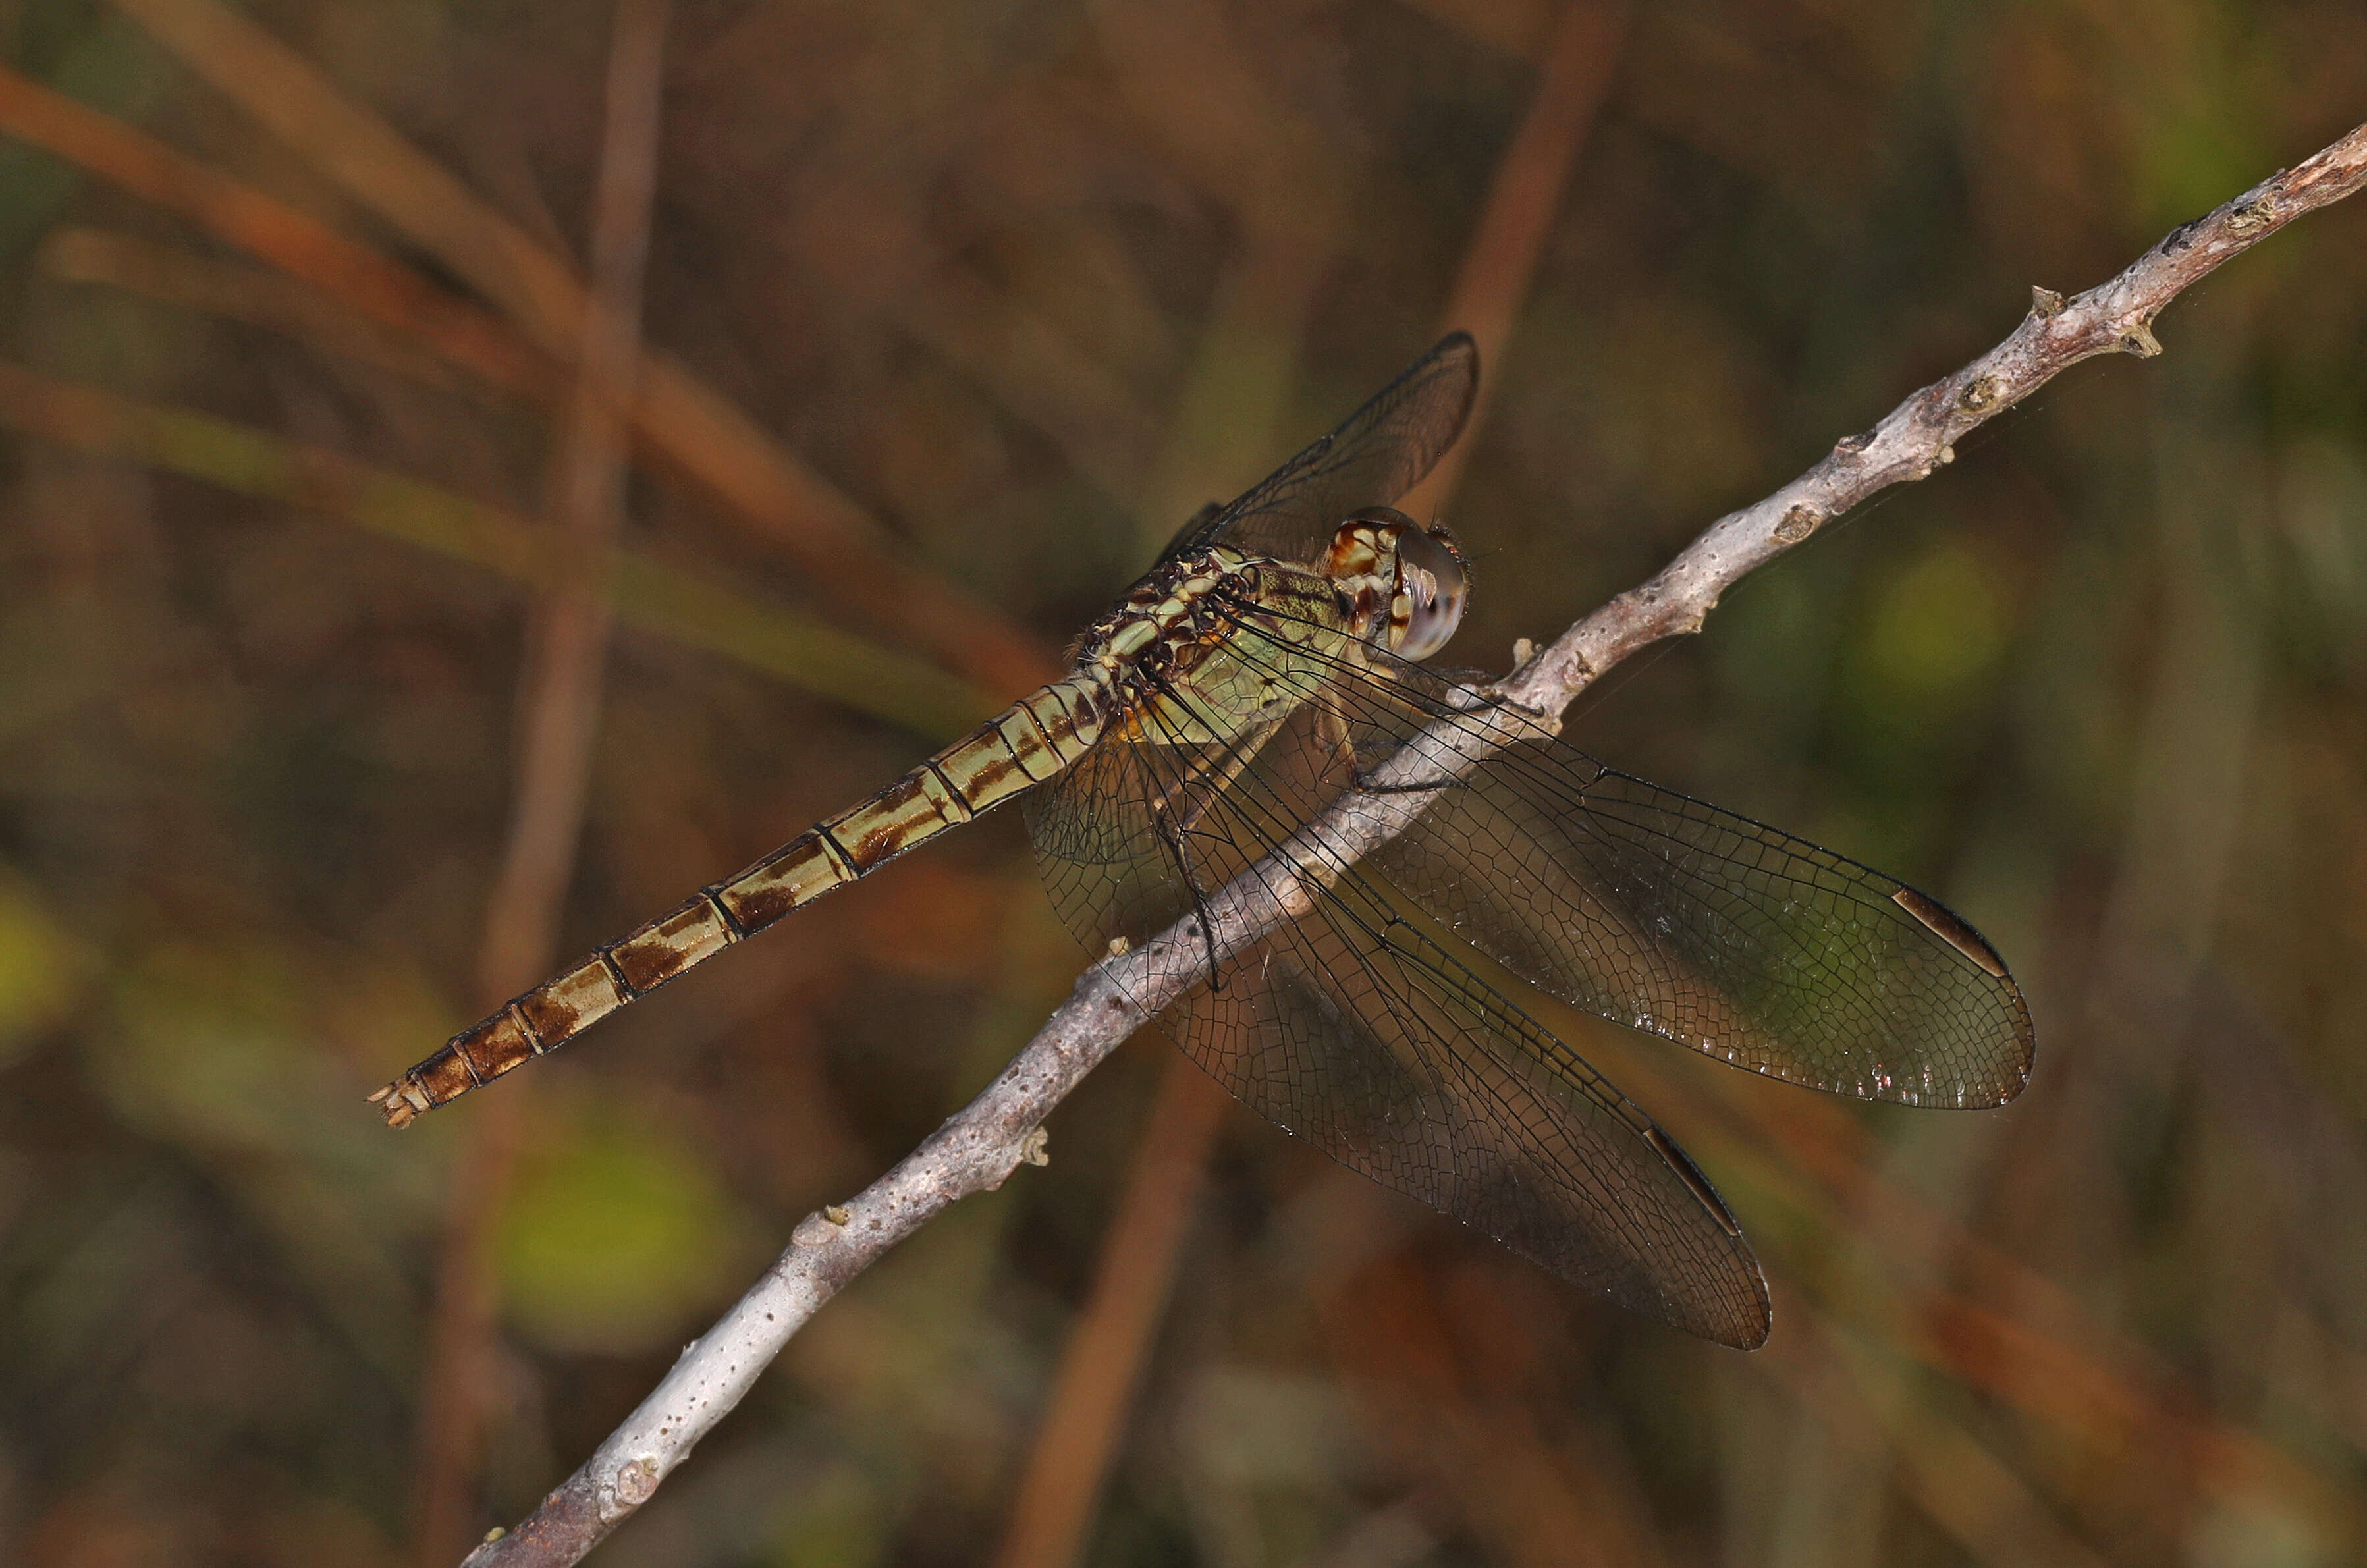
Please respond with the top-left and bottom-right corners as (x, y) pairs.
(466, 122), (2367, 1567)
(412, 4), (670, 1561)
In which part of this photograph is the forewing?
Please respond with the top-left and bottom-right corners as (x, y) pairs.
(1155, 333), (1480, 568)
(1319, 653), (2038, 1107)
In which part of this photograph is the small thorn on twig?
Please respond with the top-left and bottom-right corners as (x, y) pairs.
(1511, 636), (1535, 666)
(791, 1207), (850, 1247)
(614, 1458), (659, 1507)
(1020, 1127), (1050, 1167)
(2030, 285), (2066, 317)
(2118, 324), (2163, 358)
(1106, 935), (1130, 958)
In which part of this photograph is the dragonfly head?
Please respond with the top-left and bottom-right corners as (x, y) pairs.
(1331, 507), (1469, 661)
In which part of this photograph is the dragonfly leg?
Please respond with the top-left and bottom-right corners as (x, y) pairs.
(1317, 684), (1473, 798)
(1311, 688), (1360, 784)
(1313, 687), (1430, 796)
(1154, 821), (1224, 988)
(1139, 711), (1286, 992)
(1149, 713), (1285, 838)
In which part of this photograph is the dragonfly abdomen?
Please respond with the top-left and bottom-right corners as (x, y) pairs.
(369, 679), (1106, 1126)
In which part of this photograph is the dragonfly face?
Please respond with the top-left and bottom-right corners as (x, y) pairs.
(377, 331), (2032, 1351)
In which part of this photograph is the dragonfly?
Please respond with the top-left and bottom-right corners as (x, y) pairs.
(372, 333), (2033, 1349)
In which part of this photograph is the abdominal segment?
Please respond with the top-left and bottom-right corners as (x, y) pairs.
(368, 680), (1100, 1126)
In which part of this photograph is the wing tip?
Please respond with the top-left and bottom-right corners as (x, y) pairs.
(1432, 327), (1479, 361)
(1727, 1300), (1774, 1352)
(1889, 884), (2039, 1108)
(1638, 1124), (1773, 1349)
(1992, 1006), (2038, 1108)
(1676, 1253), (1772, 1352)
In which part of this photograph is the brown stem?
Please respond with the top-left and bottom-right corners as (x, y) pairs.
(409, 5), (670, 1562)
(1320, 1254), (1659, 1568)
(988, 1057), (1231, 1568)
(464, 121), (2367, 1568)
(0, 360), (993, 738)
(1398, 0), (1631, 523)
(0, 65), (551, 394)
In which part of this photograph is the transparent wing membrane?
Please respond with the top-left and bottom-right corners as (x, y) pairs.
(1031, 630), (1771, 1343)
(1182, 838), (1770, 1347)
(1203, 610), (2034, 1105)
(1383, 756), (2035, 1106)
(1157, 332), (1479, 568)
(1029, 605), (2032, 1345)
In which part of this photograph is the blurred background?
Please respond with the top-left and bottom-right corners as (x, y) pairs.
(0, 0), (2363, 1564)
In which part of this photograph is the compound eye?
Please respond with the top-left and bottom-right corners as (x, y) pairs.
(1390, 524), (1468, 661)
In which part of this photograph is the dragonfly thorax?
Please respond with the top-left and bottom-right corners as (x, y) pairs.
(1072, 548), (1261, 680)
(1062, 545), (1363, 748)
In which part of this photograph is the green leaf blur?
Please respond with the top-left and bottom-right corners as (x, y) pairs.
(496, 1103), (751, 1355)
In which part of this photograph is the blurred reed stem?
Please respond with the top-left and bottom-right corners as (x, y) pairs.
(410, 2), (673, 1561)
(1758, 1307), (2112, 1568)
(1319, 1251), (1662, 1568)
(989, 1058), (1229, 1568)
(0, 362), (991, 740)
(101, 0), (1056, 695)
(1542, 987), (2367, 1548)
(0, 61), (553, 392)
(1399, 0), (1630, 520)
(36, 226), (504, 399)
